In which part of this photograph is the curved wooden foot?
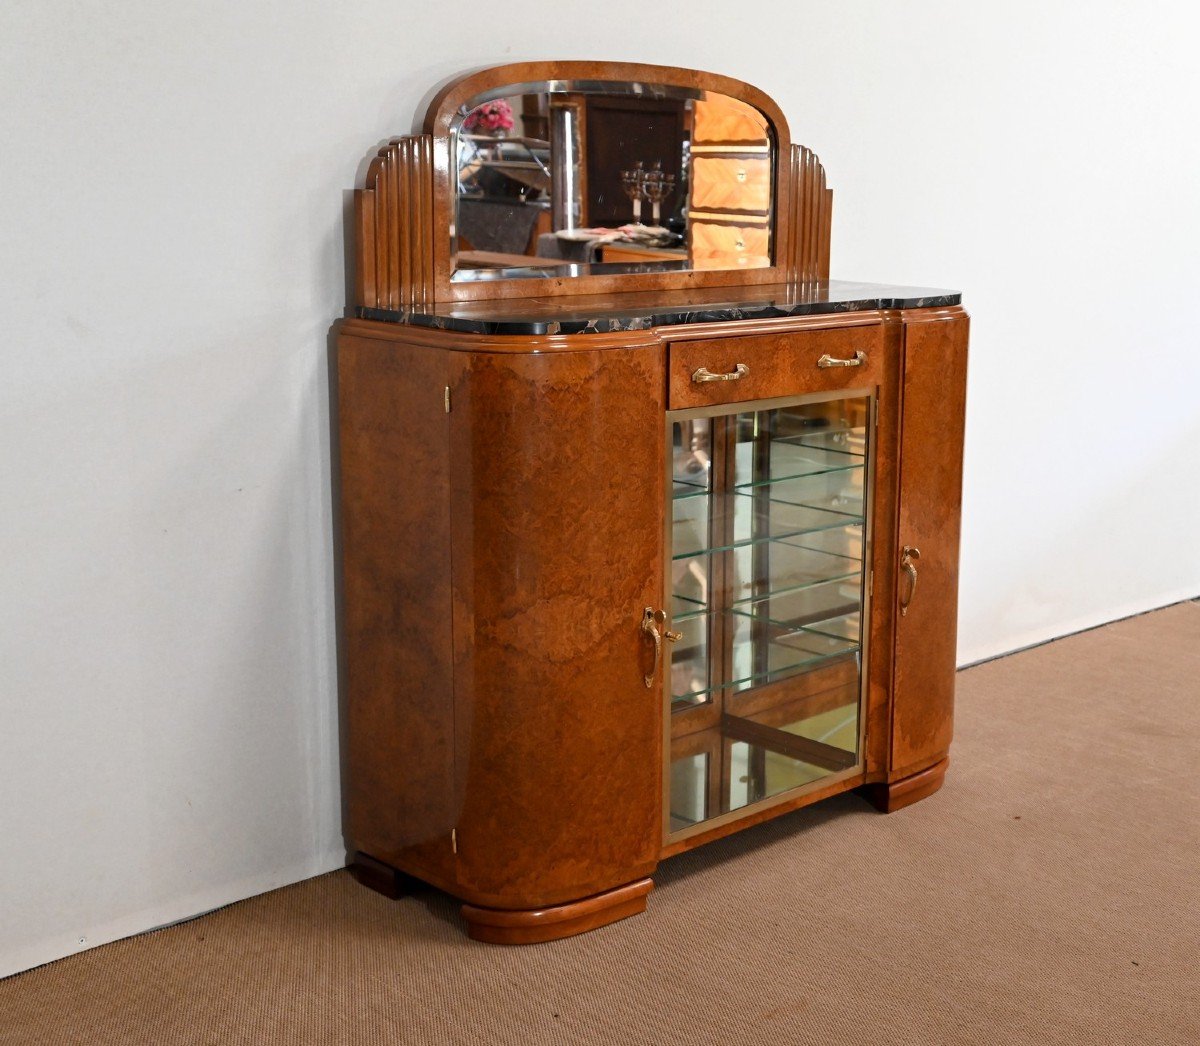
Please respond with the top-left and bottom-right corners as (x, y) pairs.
(860, 756), (949, 813)
(462, 878), (654, 945)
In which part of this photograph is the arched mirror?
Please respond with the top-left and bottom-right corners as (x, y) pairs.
(354, 63), (831, 309)
(448, 80), (776, 283)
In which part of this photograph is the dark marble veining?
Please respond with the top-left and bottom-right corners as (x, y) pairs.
(355, 280), (961, 336)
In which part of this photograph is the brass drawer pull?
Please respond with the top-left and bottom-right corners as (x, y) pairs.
(641, 607), (681, 688)
(692, 363), (749, 383)
(817, 350), (867, 368)
(899, 546), (921, 616)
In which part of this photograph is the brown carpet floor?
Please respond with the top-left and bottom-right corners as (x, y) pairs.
(3, 602), (1198, 1045)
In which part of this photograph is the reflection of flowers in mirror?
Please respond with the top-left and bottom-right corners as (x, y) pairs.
(464, 100), (515, 133)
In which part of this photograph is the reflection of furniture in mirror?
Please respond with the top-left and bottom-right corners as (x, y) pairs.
(354, 63), (834, 303)
(584, 96), (684, 226)
(690, 93), (773, 268)
(598, 242), (685, 263)
(455, 115), (553, 262)
(430, 68), (790, 287)
(338, 61), (968, 945)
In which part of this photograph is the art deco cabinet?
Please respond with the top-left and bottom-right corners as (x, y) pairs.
(335, 62), (969, 943)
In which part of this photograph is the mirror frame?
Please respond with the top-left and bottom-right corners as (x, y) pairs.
(352, 62), (832, 310)
(427, 63), (792, 303)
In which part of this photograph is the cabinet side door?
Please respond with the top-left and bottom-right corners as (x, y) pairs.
(338, 333), (456, 875)
(449, 342), (665, 909)
(891, 309), (969, 777)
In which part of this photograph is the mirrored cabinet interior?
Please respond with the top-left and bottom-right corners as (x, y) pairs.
(667, 391), (872, 839)
(336, 61), (969, 944)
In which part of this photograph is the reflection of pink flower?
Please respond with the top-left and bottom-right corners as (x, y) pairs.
(464, 99), (515, 133)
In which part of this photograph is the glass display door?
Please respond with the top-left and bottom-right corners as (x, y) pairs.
(666, 391), (874, 840)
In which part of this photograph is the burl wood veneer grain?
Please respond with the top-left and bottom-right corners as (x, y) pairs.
(890, 308), (970, 778)
(667, 323), (883, 409)
(446, 342), (667, 909)
(337, 335), (457, 888)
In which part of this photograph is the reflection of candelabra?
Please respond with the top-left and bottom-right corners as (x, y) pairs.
(619, 160), (676, 224)
(641, 162), (675, 225)
(620, 161), (645, 222)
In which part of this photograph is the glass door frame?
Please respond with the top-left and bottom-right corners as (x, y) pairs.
(662, 386), (877, 845)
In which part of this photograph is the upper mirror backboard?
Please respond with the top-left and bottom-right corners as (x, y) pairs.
(451, 83), (774, 282)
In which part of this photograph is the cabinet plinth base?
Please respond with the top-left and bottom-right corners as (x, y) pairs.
(348, 851), (416, 900)
(462, 879), (654, 945)
(860, 757), (949, 813)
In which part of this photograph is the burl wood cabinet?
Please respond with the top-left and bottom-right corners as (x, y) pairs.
(336, 62), (969, 944)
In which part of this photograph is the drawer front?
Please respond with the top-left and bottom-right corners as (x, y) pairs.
(692, 95), (771, 146)
(688, 219), (771, 268)
(668, 324), (883, 409)
(599, 244), (685, 264)
(691, 156), (772, 213)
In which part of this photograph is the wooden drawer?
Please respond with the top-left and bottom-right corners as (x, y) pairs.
(688, 219), (770, 269)
(692, 95), (770, 145)
(599, 243), (687, 264)
(691, 157), (771, 213)
(668, 324), (883, 409)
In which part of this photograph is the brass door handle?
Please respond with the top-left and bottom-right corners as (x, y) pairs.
(817, 350), (867, 368)
(899, 546), (921, 616)
(641, 607), (681, 688)
(692, 364), (749, 383)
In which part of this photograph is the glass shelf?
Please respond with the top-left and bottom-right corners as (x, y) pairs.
(732, 577), (862, 631)
(781, 426), (866, 460)
(727, 435), (864, 489)
(670, 527), (862, 622)
(672, 440), (864, 501)
(670, 605), (860, 704)
(672, 491), (863, 561)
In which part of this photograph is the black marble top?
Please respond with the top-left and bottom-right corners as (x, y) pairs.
(355, 280), (961, 336)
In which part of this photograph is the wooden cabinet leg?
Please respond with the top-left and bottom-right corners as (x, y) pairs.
(859, 756), (949, 813)
(461, 879), (654, 945)
(348, 851), (417, 900)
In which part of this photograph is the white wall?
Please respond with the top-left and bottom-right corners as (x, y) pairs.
(2, 1), (1197, 978)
